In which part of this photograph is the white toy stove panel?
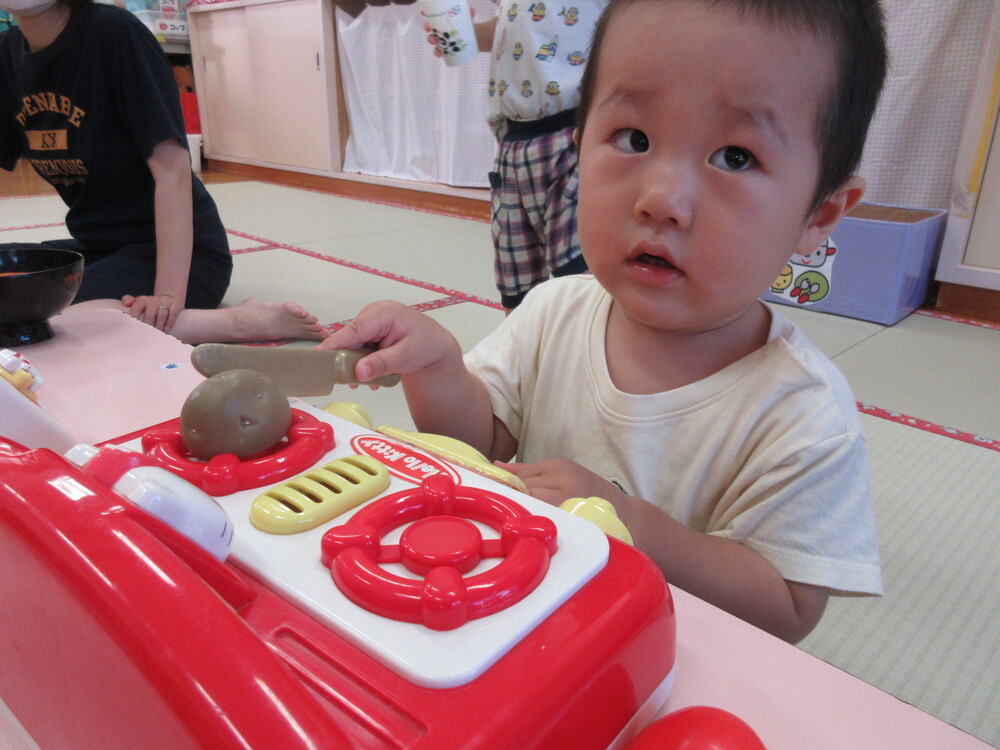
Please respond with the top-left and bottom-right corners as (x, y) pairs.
(125, 401), (609, 689)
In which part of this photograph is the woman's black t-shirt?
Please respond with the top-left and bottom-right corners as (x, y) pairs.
(0, 4), (228, 264)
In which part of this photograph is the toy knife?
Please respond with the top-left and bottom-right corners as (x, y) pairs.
(190, 343), (400, 396)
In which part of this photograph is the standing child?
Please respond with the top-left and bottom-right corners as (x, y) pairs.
(429, 1), (608, 311)
(345, 0), (888, 643)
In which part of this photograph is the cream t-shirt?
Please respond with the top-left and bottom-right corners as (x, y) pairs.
(465, 276), (882, 596)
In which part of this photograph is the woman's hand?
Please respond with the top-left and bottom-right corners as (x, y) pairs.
(123, 293), (184, 333)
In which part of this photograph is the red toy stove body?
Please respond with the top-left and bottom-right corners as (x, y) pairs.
(0, 403), (676, 750)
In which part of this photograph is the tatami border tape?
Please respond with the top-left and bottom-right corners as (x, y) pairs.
(858, 403), (999, 453)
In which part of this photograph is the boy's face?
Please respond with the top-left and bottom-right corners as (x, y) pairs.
(577, 0), (845, 337)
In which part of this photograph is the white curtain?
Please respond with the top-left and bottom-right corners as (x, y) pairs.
(859, 0), (995, 209)
(336, 0), (995, 207)
(336, 1), (498, 187)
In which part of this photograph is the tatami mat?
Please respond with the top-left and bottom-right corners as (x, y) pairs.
(299, 218), (497, 304)
(832, 313), (1000, 442)
(226, 232), (271, 251)
(2, 180), (998, 747)
(0, 194), (67, 226)
(424, 300), (507, 352)
(224, 247), (451, 327)
(799, 416), (1000, 746)
(0, 225), (71, 244)
(207, 182), (460, 246)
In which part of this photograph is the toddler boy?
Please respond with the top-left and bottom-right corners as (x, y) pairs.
(327, 0), (887, 643)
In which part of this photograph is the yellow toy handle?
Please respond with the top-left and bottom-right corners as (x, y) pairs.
(559, 497), (634, 545)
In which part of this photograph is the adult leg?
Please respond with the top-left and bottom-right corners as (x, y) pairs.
(77, 242), (323, 343)
(2, 241), (323, 343)
(491, 139), (547, 312)
(166, 244), (323, 343)
(80, 296), (325, 345)
(491, 123), (587, 312)
(542, 126), (587, 281)
(71, 241), (156, 303)
(552, 253), (588, 278)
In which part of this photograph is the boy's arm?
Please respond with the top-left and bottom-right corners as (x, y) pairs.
(318, 301), (505, 459)
(621, 490), (829, 643)
(505, 458), (828, 643)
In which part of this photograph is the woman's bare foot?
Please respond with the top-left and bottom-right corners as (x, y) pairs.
(111, 297), (326, 344)
(225, 298), (326, 343)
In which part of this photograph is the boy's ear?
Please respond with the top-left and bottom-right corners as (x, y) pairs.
(794, 176), (866, 256)
(572, 128), (580, 148)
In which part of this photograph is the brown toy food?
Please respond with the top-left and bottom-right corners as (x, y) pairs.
(180, 369), (292, 458)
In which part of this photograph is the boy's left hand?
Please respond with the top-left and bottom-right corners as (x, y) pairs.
(498, 458), (627, 508)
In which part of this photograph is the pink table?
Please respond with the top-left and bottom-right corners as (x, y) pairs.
(662, 587), (989, 748)
(0, 308), (991, 750)
(17, 306), (205, 445)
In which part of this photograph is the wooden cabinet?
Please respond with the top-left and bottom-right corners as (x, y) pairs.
(189, 0), (342, 175)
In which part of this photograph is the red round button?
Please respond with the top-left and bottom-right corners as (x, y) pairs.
(400, 516), (483, 575)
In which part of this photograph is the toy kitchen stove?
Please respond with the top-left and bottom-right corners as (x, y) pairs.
(0, 401), (676, 750)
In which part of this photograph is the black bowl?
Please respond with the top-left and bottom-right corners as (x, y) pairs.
(0, 248), (84, 347)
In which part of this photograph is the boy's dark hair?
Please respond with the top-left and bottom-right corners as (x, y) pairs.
(576, 0), (888, 213)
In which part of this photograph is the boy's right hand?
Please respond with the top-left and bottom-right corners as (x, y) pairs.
(317, 301), (461, 385)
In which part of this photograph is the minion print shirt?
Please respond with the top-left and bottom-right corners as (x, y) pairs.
(488, 0), (608, 129)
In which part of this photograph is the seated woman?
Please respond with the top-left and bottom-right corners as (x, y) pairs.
(0, 0), (324, 345)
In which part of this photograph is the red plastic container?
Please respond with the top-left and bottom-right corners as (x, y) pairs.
(180, 91), (201, 134)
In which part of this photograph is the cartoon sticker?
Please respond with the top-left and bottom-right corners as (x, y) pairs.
(769, 238), (837, 306)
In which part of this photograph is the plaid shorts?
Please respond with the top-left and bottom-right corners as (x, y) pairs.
(490, 112), (585, 308)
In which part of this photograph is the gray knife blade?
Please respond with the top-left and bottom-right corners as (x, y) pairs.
(190, 343), (400, 396)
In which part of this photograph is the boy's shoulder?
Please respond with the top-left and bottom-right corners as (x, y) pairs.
(762, 307), (863, 431)
(766, 308), (845, 379)
(515, 274), (607, 314)
(486, 275), (606, 355)
(515, 274), (605, 322)
(522, 273), (601, 303)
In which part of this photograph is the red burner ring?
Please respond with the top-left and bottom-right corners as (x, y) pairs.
(140, 409), (335, 496)
(321, 474), (558, 631)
